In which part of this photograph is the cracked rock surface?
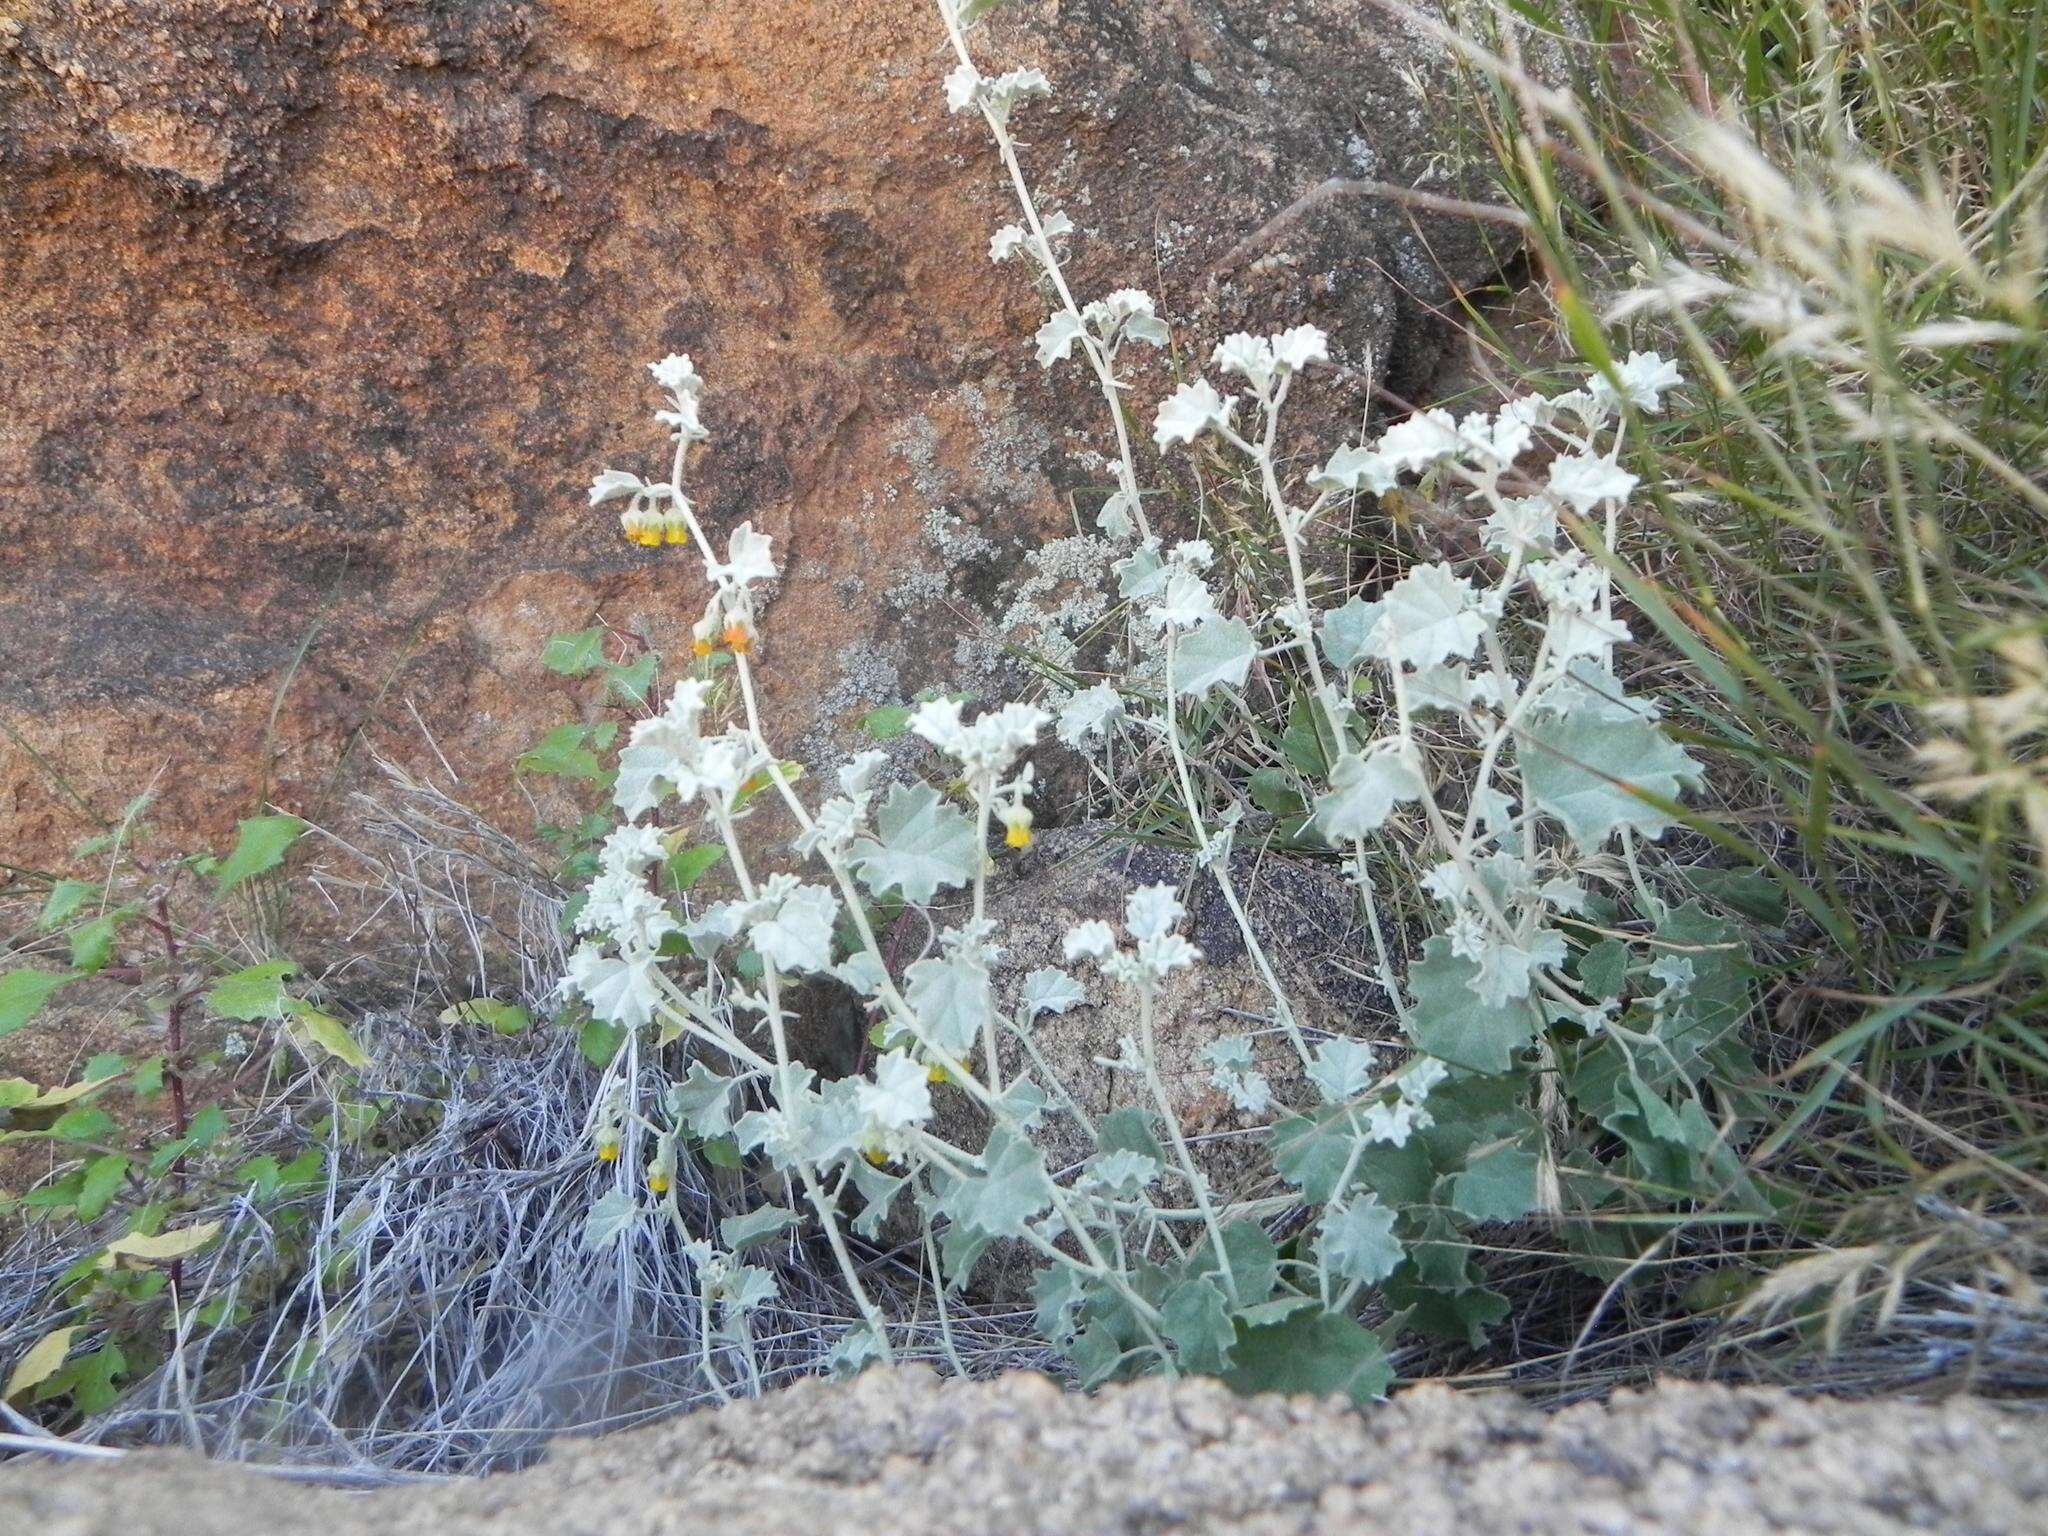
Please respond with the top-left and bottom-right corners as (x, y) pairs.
(0, 0), (1507, 867)
(7, 1367), (2043, 1535)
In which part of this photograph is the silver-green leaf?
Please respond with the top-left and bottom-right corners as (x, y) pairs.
(848, 782), (979, 904)
(1522, 702), (1702, 849)
(1405, 937), (1540, 1074)
(1173, 617), (1257, 698)
(1318, 1196), (1405, 1283)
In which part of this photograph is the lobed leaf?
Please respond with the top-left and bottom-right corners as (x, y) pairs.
(849, 782), (978, 905)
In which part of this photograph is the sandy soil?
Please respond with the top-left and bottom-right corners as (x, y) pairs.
(7, 1366), (2044, 1535)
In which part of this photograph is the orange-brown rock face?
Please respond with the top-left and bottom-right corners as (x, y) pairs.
(0, 0), (1501, 873)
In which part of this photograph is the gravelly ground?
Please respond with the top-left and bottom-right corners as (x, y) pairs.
(7, 1366), (2044, 1536)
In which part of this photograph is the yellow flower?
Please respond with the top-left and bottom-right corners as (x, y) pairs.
(646, 1133), (678, 1193)
(692, 637), (715, 658)
(999, 804), (1034, 849)
(596, 1140), (620, 1163)
(722, 619), (754, 655)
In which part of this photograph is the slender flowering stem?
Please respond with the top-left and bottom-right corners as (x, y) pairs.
(933, 2), (1151, 541)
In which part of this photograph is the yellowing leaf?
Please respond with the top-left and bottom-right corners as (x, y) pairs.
(286, 1001), (370, 1068)
(206, 960), (297, 1021)
(437, 999), (531, 1035)
(5, 1326), (78, 1399)
(98, 1221), (221, 1270)
(0, 1075), (110, 1111)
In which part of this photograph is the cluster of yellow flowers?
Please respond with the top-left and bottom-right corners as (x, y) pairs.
(620, 505), (691, 548)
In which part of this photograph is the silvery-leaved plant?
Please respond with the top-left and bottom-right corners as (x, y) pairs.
(541, 0), (1760, 1408)
(1095, 311), (1758, 1355)
(561, 344), (1363, 1391)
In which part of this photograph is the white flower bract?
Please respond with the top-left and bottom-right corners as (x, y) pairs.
(708, 521), (778, 592)
(1589, 350), (1683, 414)
(1035, 310), (1086, 368)
(589, 469), (646, 506)
(1147, 569), (1220, 632)
(1375, 408), (1464, 472)
(1056, 682), (1125, 747)
(950, 64), (1052, 125)
(1061, 919), (1118, 965)
(1311, 444), (1399, 496)
(649, 353), (704, 398)
(1212, 325), (1327, 392)
(944, 62), (982, 112)
(908, 698), (1047, 784)
(1546, 453), (1640, 513)
(1152, 379), (1235, 450)
(857, 1050), (934, 1156)
(1083, 288), (1169, 349)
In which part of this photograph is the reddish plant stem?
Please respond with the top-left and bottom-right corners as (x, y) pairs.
(148, 893), (190, 1298)
(148, 896), (191, 1150)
